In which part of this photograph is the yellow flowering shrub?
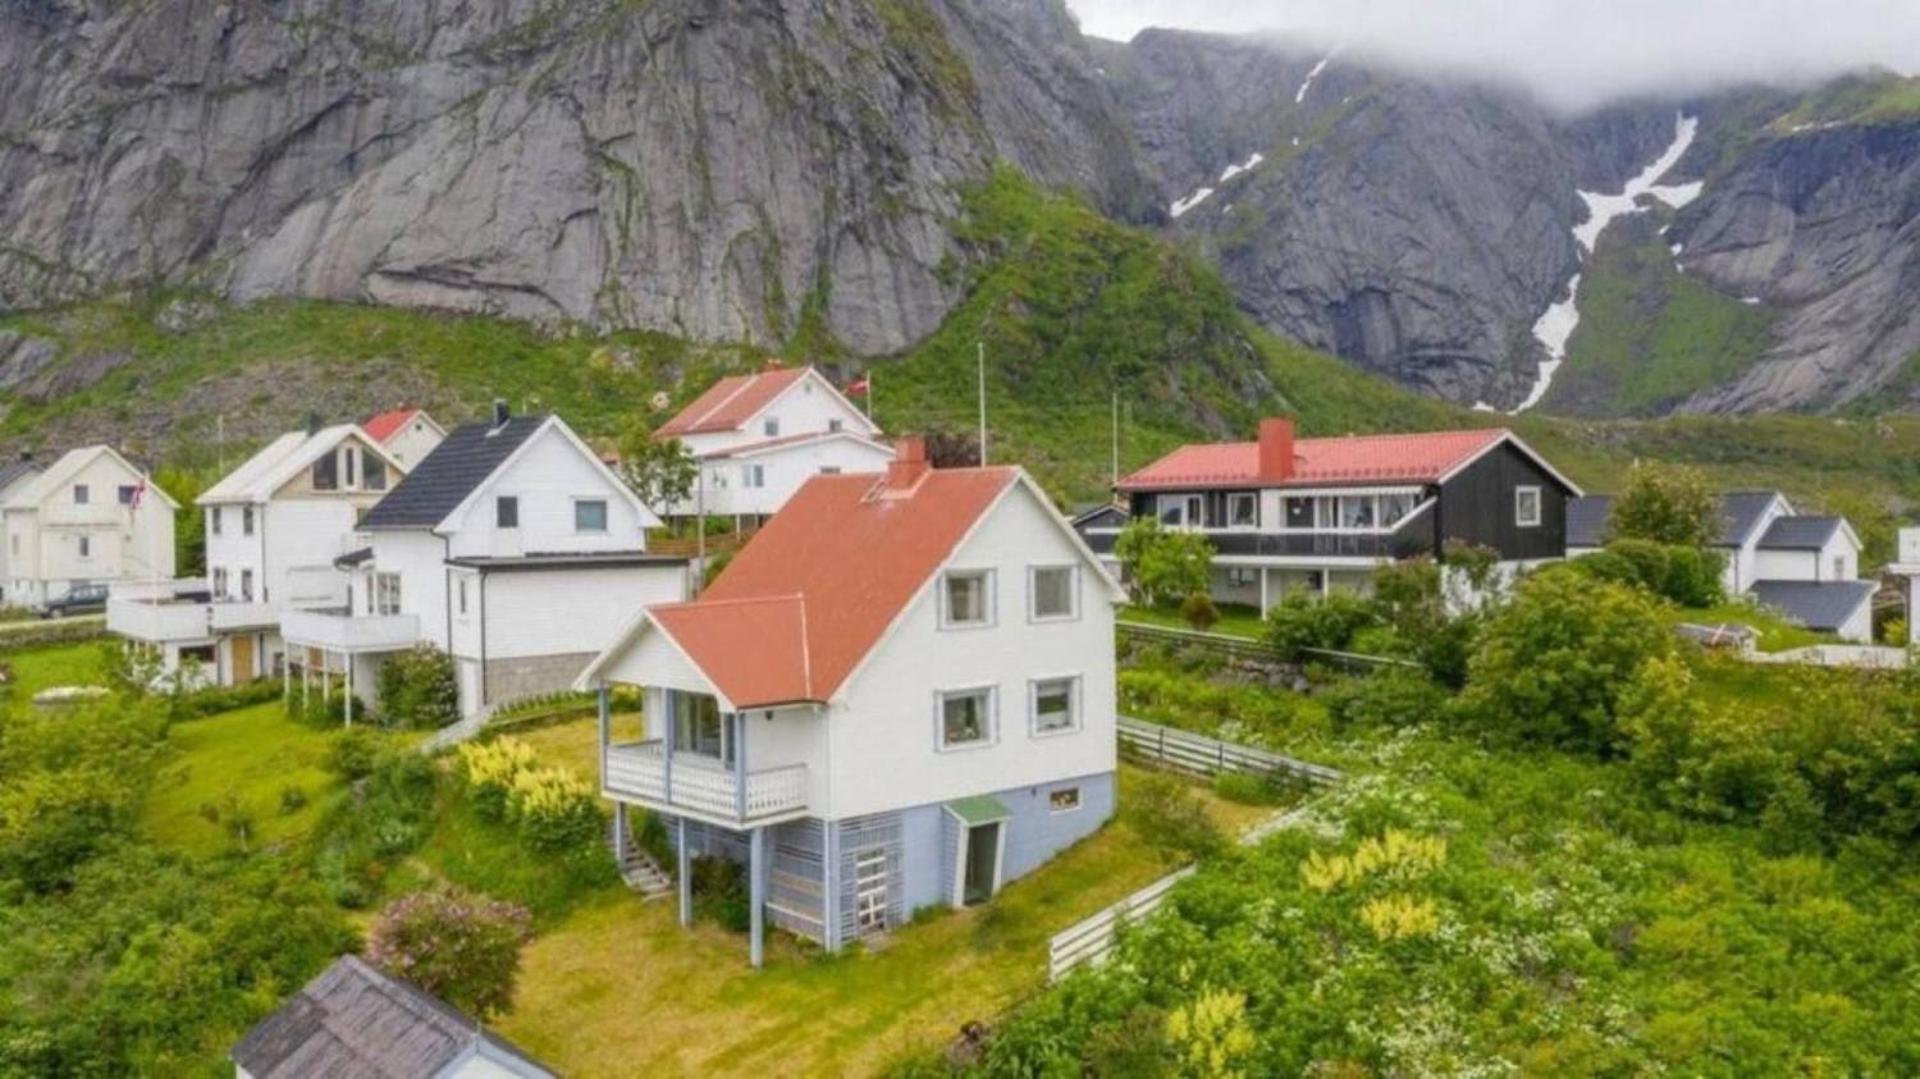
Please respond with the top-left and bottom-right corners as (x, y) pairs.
(1360, 895), (1440, 940)
(1165, 989), (1257, 1078)
(1302, 829), (1447, 893)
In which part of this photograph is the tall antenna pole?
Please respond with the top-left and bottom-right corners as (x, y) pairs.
(1110, 387), (1119, 494)
(217, 415), (226, 473)
(976, 341), (987, 466)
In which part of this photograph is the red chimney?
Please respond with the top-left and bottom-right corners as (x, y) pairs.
(1258, 418), (1296, 481)
(886, 436), (930, 489)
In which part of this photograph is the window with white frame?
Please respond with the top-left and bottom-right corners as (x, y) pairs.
(938, 687), (994, 749)
(1228, 492), (1258, 528)
(242, 506), (255, 536)
(1031, 676), (1080, 736)
(373, 572), (402, 616)
(820, 466), (842, 475)
(343, 446), (358, 488)
(1049, 787), (1082, 813)
(741, 464), (766, 489)
(1226, 566), (1259, 588)
(941, 570), (992, 627)
(763, 417), (780, 437)
(1030, 565), (1077, 621)
(240, 569), (254, 602)
(458, 577), (468, 615)
(1515, 486), (1542, 528)
(117, 485), (136, 505)
(364, 455), (388, 492)
(212, 567), (228, 597)
(574, 499), (608, 533)
(210, 507), (223, 536)
(72, 484), (89, 505)
(828, 418), (843, 433)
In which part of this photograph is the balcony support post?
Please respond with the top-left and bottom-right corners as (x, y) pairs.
(733, 713), (748, 821)
(343, 652), (354, 727)
(749, 825), (767, 969)
(1259, 567), (1270, 613)
(676, 815), (693, 928)
(596, 684), (610, 792)
(663, 691), (676, 806)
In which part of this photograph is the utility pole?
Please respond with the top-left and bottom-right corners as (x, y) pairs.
(976, 341), (988, 466)
(217, 414), (226, 473)
(694, 465), (706, 597)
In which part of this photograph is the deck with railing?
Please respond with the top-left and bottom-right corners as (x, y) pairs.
(604, 740), (808, 824)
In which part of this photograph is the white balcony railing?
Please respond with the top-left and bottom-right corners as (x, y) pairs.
(280, 609), (421, 654)
(284, 565), (349, 610)
(107, 596), (213, 643)
(109, 578), (208, 603)
(209, 600), (277, 631)
(605, 740), (808, 823)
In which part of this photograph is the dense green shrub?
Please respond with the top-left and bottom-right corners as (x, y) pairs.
(1262, 591), (1379, 661)
(375, 645), (460, 730)
(691, 854), (751, 932)
(1117, 667), (1317, 744)
(1211, 770), (1286, 806)
(1610, 459), (1719, 548)
(0, 699), (166, 893)
(1178, 592), (1219, 632)
(367, 886), (533, 1017)
(507, 766), (603, 852)
(1460, 571), (1673, 753)
(1576, 539), (1726, 607)
(325, 728), (382, 780)
(1115, 518), (1214, 607)
(306, 749), (437, 908)
(1321, 670), (1448, 732)
(164, 678), (284, 721)
(1125, 774), (1224, 861)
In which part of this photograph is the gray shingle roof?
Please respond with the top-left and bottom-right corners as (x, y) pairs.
(1750, 579), (1876, 632)
(1566, 495), (1612, 548)
(361, 415), (546, 530)
(1756, 515), (1844, 551)
(231, 955), (552, 1079)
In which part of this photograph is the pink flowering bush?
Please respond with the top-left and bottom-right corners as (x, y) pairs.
(366, 886), (532, 1017)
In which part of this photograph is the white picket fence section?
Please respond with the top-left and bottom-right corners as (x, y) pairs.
(1048, 866), (1197, 982)
(1118, 715), (1342, 786)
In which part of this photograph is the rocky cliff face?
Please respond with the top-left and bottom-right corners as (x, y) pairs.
(0, 0), (1148, 355)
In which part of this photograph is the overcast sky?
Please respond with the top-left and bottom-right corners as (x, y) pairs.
(1066, 0), (1920, 112)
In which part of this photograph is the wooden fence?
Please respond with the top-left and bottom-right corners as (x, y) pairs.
(1115, 620), (1417, 673)
(1118, 715), (1343, 787)
(1048, 866), (1197, 982)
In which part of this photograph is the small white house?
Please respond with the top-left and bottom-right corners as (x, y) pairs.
(578, 439), (1123, 966)
(656, 365), (893, 526)
(362, 406), (448, 468)
(282, 403), (689, 721)
(2, 445), (177, 609)
(108, 419), (412, 686)
(1568, 490), (1873, 642)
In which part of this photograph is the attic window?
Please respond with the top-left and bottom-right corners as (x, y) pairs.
(72, 484), (89, 505)
(364, 456), (388, 492)
(497, 496), (519, 529)
(311, 453), (338, 491)
(764, 417), (780, 437)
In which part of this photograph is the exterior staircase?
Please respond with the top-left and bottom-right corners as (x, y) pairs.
(609, 816), (673, 900)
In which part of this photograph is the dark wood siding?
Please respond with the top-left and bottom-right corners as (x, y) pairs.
(1436, 442), (1569, 560)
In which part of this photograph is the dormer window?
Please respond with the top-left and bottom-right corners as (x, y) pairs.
(312, 453), (338, 491)
(364, 455), (388, 492)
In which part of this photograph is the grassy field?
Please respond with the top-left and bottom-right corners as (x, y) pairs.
(498, 762), (1270, 1077)
(2, 641), (109, 697)
(1120, 602), (1267, 640)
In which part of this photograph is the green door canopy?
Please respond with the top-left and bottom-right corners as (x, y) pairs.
(947, 794), (1011, 826)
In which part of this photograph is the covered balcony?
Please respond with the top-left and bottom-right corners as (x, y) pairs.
(107, 578), (212, 643)
(604, 739), (808, 825)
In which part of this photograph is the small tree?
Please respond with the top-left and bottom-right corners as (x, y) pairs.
(1114, 518), (1214, 607)
(1460, 569), (1674, 754)
(375, 645), (459, 729)
(1609, 460), (1718, 549)
(367, 887), (533, 1018)
(1179, 592), (1219, 632)
(617, 418), (698, 517)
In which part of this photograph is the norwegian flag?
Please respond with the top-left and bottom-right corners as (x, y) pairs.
(845, 375), (870, 396)
(128, 475), (147, 510)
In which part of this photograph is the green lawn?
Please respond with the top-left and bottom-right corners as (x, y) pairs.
(140, 702), (407, 857)
(1121, 602), (1267, 640)
(1660, 599), (1834, 653)
(3, 641), (110, 698)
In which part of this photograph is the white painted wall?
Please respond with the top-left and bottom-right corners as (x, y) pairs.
(479, 565), (687, 660)
(4, 451), (175, 605)
(380, 416), (445, 469)
(822, 483), (1117, 821)
(675, 370), (876, 458)
(676, 437), (893, 519)
(443, 425), (650, 559)
(366, 530), (449, 648)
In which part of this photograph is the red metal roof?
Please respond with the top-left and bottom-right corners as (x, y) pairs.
(645, 467), (1020, 708)
(657, 367), (809, 438)
(1120, 428), (1511, 490)
(361, 408), (421, 444)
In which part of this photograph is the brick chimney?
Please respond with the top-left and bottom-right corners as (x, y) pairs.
(1258, 418), (1296, 482)
(886, 436), (930, 489)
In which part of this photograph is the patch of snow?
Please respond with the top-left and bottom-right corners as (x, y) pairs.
(1170, 186), (1214, 219)
(1471, 401), (1498, 413)
(1670, 242), (1684, 256)
(1291, 136), (1301, 147)
(1506, 112), (1701, 415)
(1218, 152), (1264, 184)
(1572, 113), (1700, 252)
(1741, 296), (1762, 305)
(1294, 56), (1330, 104)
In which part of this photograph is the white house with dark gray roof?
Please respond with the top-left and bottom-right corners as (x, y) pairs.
(109, 418), (413, 687)
(282, 403), (689, 721)
(232, 954), (553, 1079)
(1568, 490), (1872, 641)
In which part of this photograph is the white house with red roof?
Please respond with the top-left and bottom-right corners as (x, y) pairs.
(361, 406), (447, 469)
(576, 439), (1123, 965)
(655, 365), (892, 526)
(1079, 419), (1581, 609)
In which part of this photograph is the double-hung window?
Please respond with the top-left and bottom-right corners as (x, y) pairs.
(942, 570), (992, 628)
(938, 687), (994, 749)
(1515, 486), (1542, 528)
(741, 464), (766, 489)
(574, 499), (608, 533)
(1029, 565), (1077, 621)
(240, 569), (254, 602)
(210, 507), (223, 536)
(373, 572), (402, 616)
(242, 506), (255, 536)
(1030, 676), (1080, 736)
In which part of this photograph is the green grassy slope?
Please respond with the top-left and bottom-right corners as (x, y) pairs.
(1543, 215), (1777, 417)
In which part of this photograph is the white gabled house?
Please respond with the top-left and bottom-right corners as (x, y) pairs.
(362, 406), (448, 468)
(656, 365), (893, 527)
(4, 445), (177, 610)
(283, 403), (689, 721)
(109, 418), (412, 686)
(577, 439), (1123, 966)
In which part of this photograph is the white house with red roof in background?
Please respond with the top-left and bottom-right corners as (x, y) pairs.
(576, 438), (1123, 965)
(655, 364), (893, 528)
(1077, 419), (1580, 610)
(361, 406), (447, 469)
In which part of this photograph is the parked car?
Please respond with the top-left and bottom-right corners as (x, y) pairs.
(40, 583), (110, 618)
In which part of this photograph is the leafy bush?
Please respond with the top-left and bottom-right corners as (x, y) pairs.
(1179, 592), (1219, 632)
(456, 738), (537, 823)
(1262, 591), (1379, 661)
(1577, 539), (1726, 608)
(0, 699), (166, 893)
(1321, 670), (1448, 732)
(307, 749), (437, 908)
(0, 618), (108, 654)
(326, 728), (382, 780)
(1610, 459), (1719, 548)
(374, 645), (460, 730)
(366, 886), (533, 1018)
(164, 679), (284, 721)
(1460, 570), (1673, 753)
(278, 785), (309, 815)
(1125, 774), (1224, 861)
(691, 855), (751, 932)
(1117, 667), (1317, 743)
(1115, 518), (1214, 607)
(506, 766), (603, 852)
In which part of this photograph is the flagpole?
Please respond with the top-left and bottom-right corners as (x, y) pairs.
(1110, 387), (1119, 494)
(976, 341), (987, 466)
